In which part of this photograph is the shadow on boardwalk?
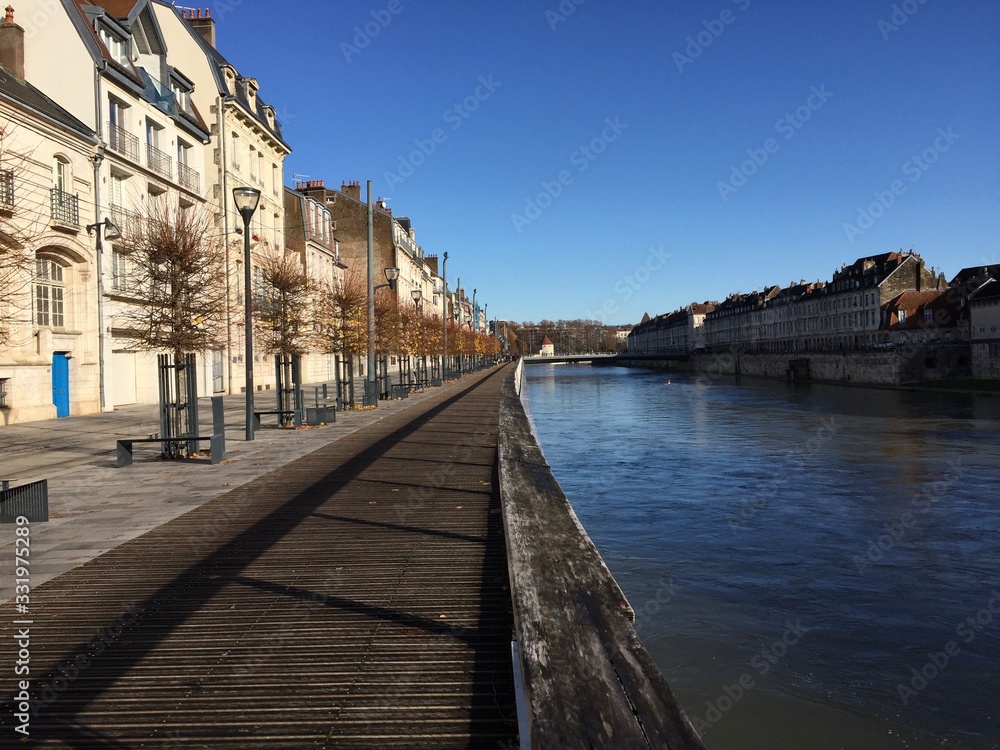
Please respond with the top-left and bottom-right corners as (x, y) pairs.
(2, 368), (517, 749)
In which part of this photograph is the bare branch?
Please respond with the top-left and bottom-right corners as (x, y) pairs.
(113, 199), (228, 359)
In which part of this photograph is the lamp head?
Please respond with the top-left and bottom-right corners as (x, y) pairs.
(384, 267), (400, 290)
(233, 186), (262, 223)
(102, 217), (122, 241)
(411, 288), (422, 304)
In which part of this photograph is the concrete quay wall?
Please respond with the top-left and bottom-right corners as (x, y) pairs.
(617, 352), (901, 384)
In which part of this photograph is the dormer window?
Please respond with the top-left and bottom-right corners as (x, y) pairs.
(223, 67), (237, 95)
(263, 106), (275, 128)
(243, 78), (259, 109)
(100, 27), (130, 66)
(170, 82), (191, 114)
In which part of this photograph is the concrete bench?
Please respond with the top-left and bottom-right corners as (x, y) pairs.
(252, 409), (299, 430)
(116, 435), (224, 468)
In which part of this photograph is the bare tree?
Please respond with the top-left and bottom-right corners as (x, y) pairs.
(314, 270), (367, 360)
(114, 200), (227, 360)
(0, 122), (39, 347)
(254, 243), (313, 357)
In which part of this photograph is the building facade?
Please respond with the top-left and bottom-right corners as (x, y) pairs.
(0, 7), (101, 423)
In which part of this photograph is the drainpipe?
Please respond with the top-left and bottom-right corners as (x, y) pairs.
(221, 95), (234, 394)
(93, 61), (111, 411)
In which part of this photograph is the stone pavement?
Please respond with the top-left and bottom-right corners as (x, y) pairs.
(0, 373), (491, 601)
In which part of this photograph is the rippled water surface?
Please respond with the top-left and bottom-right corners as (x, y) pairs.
(523, 364), (1000, 750)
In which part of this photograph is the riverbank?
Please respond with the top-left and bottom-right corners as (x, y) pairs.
(612, 352), (1000, 396)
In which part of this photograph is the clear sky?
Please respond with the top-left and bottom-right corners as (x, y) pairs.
(212, 0), (999, 326)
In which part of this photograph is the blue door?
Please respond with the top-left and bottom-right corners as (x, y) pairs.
(52, 353), (70, 418)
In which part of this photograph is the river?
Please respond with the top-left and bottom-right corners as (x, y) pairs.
(522, 364), (1000, 750)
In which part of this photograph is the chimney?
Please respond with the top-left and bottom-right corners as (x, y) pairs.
(342, 180), (361, 201)
(0, 6), (25, 79)
(183, 7), (216, 49)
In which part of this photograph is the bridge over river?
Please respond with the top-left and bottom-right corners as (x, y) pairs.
(523, 352), (689, 365)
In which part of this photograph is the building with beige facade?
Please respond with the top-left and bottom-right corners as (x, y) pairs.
(163, 4), (291, 397)
(0, 7), (101, 423)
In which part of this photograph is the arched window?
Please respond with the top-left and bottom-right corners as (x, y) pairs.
(35, 255), (68, 328)
(53, 155), (71, 192)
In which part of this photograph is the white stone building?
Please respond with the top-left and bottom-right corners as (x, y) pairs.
(0, 7), (101, 423)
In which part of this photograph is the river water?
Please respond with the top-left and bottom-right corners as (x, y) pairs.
(522, 364), (1000, 750)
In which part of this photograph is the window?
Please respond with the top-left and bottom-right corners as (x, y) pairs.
(111, 247), (131, 292)
(249, 146), (256, 180)
(898, 309), (906, 325)
(170, 82), (190, 113)
(35, 258), (66, 328)
(257, 151), (264, 184)
(924, 309), (933, 325)
(272, 163), (279, 194)
(110, 172), (126, 209)
(109, 98), (125, 129)
(231, 133), (240, 170)
(99, 27), (129, 66)
(53, 156), (70, 192)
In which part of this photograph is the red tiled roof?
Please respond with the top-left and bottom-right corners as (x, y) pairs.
(540, 336), (553, 345)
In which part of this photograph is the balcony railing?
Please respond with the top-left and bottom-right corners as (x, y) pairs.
(0, 169), (13, 208)
(0, 379), (8, 409)
(177, 161), (200, 192)
(110, 203), (142, 238)
(50, 187), (79, 226)
(108, 122), (139, 161)
(146, 142), (172, 179)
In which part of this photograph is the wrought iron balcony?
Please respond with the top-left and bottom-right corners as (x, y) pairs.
(50, 187), (79, 226)
(107, 122), (139, 161)
(146, 142), (172, 179)
(178, 161), (200, 192)
(0, 169), (13, 208)
(110, 203), (142, 237)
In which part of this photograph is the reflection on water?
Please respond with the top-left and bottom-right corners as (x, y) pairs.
(523, 364), (1000, 750)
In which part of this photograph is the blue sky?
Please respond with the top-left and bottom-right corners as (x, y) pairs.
(214, 0), (999, 326)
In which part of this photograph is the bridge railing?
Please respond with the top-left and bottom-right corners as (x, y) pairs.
(497, 360), (707, 748)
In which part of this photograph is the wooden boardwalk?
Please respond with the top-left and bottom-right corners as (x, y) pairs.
(2, 367), (517, 749)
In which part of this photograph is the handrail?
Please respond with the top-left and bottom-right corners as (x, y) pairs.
(498, 360), (707, 748)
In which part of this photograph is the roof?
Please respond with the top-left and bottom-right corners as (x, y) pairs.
(970, 278), (1000, 302)
(540, 336), (553, 345)
(156, 2), (289, 151)
(0, 64), (96, 142)
(69, 0), (211, 139)
(884, 290), (957, 329)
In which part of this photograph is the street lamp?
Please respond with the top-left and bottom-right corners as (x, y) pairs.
(233, 186), (261, 441)
(441, 252), (448, 379)
(367, 266), (399, 401)
(376, 267), (400, 291)
(86, 217), (122, 412)
(410, 287), (422, 308)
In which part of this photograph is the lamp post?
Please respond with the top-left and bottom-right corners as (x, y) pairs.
(472, 288), (477, 333)
(441, 252), (448, 379)
(85, 217), (121, 412)
(411, 288), (422, 385)
(368, 266), (399, 401)
(233, 186), (261, 441)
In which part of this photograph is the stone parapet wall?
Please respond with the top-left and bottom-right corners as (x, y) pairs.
(972, 342), (1000, 380)
(687, 352), (903, 385)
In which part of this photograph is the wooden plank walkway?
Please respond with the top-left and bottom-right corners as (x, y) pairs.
(1, 367), (517, 749)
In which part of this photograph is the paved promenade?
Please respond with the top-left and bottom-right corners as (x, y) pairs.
(1, 367), (518, 748)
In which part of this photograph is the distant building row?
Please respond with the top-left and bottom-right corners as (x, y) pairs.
(627, 252), (1000, 379)
(0, 2), (489, 424)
